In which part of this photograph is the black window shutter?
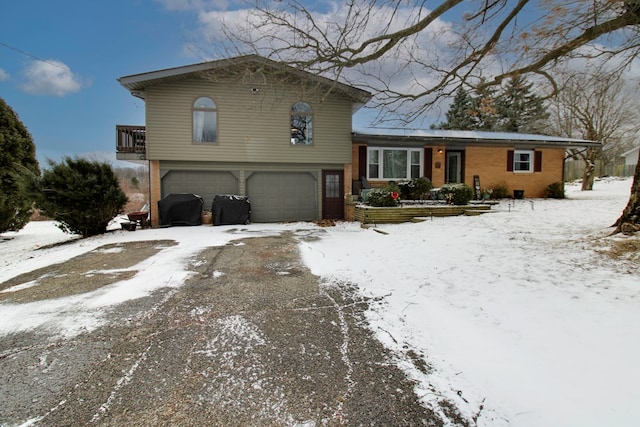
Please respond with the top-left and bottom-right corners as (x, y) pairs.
(424, 148), (433, 180)
(534, 151), (542, 172)
(358, 146), (367, 178)
(507, 150), (514, 172)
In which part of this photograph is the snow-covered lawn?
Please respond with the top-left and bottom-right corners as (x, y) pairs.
(1, 177), (638, 426)
(301, 178), (640, 427)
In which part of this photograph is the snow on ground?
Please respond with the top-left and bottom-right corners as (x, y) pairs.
(300, 178), (640, 427)
(1, 178), (638, 426)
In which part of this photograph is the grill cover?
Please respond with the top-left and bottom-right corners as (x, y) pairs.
(158, 193), (204, 227)
(212, 195), (251, 226)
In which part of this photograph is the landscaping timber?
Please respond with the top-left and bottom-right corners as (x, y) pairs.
(354, 204), (491, 224)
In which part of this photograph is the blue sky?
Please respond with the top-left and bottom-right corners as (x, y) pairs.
(0, 1), (229, 166)
(2, 1), (606, 168)
(0, 0), (385, 168)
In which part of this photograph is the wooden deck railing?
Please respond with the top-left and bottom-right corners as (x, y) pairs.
(116, 125), (146, 153)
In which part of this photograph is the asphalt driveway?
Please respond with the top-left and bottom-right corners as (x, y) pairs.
(0, 231), (462, 426)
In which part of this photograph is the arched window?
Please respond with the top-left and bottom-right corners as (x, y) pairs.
(193, 97), (217, 143)
(290, 102), (313, 145)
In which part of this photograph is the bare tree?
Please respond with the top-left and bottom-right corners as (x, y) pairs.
(213, 0), (640, 231)
(614, 159), (640, 233)
(219, 0), (640, 121)
(547, 68), (640, 190)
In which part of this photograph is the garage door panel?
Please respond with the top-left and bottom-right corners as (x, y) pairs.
(247, 172), (317, 222)
(161, 171), (239, 209)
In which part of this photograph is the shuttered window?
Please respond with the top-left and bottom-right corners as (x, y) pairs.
(508, 150), (542, 172)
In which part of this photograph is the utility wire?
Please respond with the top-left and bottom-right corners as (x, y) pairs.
(0, 40), (68, 70)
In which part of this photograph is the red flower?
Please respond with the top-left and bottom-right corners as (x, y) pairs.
(391, 191), (399, 199)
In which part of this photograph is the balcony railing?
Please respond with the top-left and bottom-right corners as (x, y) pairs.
(116, 125), (146, 153)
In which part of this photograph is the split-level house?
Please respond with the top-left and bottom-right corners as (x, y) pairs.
(116, 55), (599, 226)
(117, 55), (371, 226)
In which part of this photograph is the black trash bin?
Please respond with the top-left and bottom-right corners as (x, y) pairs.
(513, 189), (525, 199)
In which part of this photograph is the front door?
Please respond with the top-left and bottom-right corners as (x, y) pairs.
(322, 170), (344, 219)
(446, 151), (463, 183)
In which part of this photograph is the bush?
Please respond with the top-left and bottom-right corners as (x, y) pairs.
(0, 97), (40, 233)
(398, 177), (433, 200)
(544, 181), (565, 199)
(36, 157), (128, 237)
(440, 183), (474, 205)
(489, 182), (509, 199)
(367, 187), (401, 207)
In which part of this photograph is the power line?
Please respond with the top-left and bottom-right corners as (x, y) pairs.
(0, 40), (68, 70)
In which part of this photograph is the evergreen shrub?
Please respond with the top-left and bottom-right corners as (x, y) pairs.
(398, 177), (433, 200)
(36, 157), (128, 237)
(0, 97), (40, 233)
(440, 183), (474, 205)
(544, 181), (565, 199)
(489, 182), (510, 199)
(367, 186), (401, 207)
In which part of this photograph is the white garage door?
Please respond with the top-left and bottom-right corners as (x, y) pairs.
(161, 171), (239, 210)
(247, 172), (317, 222)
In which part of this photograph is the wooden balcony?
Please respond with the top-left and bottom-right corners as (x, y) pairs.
(116, 125), (146, 160)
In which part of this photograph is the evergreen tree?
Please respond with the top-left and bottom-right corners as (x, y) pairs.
(435, 77), (549, 134)
(0, 97), (40, 233)
(432, 88), (476, 130)
(36, 157), (128, 237)
(470, 80), (499, 131)
(495, 75), (548, 134)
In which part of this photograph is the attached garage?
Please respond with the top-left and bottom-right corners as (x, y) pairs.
(247, 172), (318, 222)
(161, 171), (239, 209)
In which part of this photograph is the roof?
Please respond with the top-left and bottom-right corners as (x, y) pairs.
(352, 129), (600, 148)
(620, 145), (640, 157)
(118, 54), (372, 109)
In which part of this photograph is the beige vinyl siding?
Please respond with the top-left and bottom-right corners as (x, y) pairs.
(145, 78), (353, 164)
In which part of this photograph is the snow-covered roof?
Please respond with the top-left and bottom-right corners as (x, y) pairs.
(352, 129), (599, 148)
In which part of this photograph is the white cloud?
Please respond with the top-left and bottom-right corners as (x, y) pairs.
(21, 60), (87, 97)
(0, 68), (9, 81)
(163, 2), (640, 126)
(193, 3), (461, 124)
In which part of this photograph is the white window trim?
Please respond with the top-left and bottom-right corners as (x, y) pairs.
(290, 102), (313, 145)
(192, 96), (218, 144)
(367, 147), (424, 181)
(513, 149), (534, 173)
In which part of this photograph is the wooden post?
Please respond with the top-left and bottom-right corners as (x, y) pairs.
(148, 160), (161, 227)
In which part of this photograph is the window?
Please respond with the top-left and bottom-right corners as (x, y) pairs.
(193, 97), (217, 143)
(291, 102), (313, 145)
(513, 150), (533, 172)
(367, 148), (423, 180)
(410, 151), (421, 178)
(507, 150), (542, 172)
(325, 173), (340, 198)
(369, 149), (380, 178)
